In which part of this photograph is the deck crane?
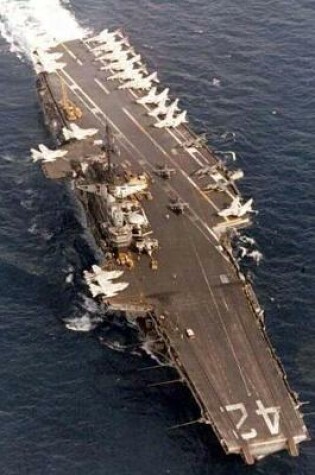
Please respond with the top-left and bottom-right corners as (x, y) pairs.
(59, 78), (82, 121)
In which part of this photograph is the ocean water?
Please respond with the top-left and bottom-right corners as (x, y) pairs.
(0, 1), (314, 474)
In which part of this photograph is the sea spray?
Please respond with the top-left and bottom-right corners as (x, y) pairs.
(0, 0), (88, 62)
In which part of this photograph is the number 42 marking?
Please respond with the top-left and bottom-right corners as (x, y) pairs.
(225, 400), (280, 440)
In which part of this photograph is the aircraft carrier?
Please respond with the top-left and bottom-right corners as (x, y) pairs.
(32, 29), (309, 464)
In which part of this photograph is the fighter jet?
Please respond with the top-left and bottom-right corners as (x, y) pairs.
(169, 197), (189, 214)
(103, 282), (129, 293)
(154, 110), (188, 129)
(149, 97), (180, 118)
(237, 198), (254, 217)
(93, 37), (130, 54)
(87, 282), (105, 298)
(63, 124), (99, 141)
(97, 50), (126, 64)
(91, 35), (122, 51)
(218, 197), (253, 218)
(154, 164), (176, 179)
(84, 263), (129, 298)
(96, 44), (126, 61)
(31, 144), (68, 163)
(203, 181), (228, 193)
(148, 96), (169, 118)
(164, 98), (180, 116)
(84, 265), (124, 283)
(137, 87), (169, 106)
(119, 72), (159, 90)
(88, 280), (129, 298)
(94, 277), (126, 291)
(99, 44), (136, 62)
(108, 65), (145, 82)
(87, 29), (121, 44)
(98, 48), (130, 63)
(182, 133), (207, 149)
(192, 165), (217, 178)
(107, 54), (143, 72)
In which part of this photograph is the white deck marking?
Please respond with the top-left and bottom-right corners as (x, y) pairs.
(61, 43), (83, 66)
(94, 78), (109, 95)
(223, 297), (229, 311)
(122, 106), (168, 156)
(190, 238), (252, 396)
(183, 173), (220, 212)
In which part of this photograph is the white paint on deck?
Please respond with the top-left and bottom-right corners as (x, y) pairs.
(94, 77), (109, 95)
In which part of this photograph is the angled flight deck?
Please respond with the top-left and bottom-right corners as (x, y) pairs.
(33, 31), (309, 464)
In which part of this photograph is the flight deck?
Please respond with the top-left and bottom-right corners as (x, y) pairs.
(33, 32), (309, 464)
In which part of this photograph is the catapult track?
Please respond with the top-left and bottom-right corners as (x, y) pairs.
(34, 32), (309, 464)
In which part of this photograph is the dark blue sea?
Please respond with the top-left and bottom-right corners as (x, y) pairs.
(0, 1), (314, 473)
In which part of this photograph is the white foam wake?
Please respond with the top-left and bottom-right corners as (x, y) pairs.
(0, 0), (88, 61)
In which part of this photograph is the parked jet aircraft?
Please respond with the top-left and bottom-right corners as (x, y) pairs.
(84, 265), (124, 282)
(88, 282), (105, 298)
(97, 49), (126, 63)
(63, 124), (98, 141)
(108, 65), (145, 82)
(218, 197), (253, 218)
(149, 97), (179, 118)
(96, 276), (126, 290)
(203, 181), (228, 193)
(237, 198), (254, 217)
(95, 46), (126, 62)
(87, 279), (128, 298)
(99, 47), (132, 62)
(90, 282), (117, 299)
(93, 37), (130, 54)
(119, 72), (159, 90)
(148, 96), (169, 118)
(99, 44), (136, 62)
(108, 54), (143, 71)
(192, 165), (217, 178)
(31, 144), (68, 163)
(169, 197), (189, 214)
(102, 282), (129, 293)
(182, 133), (207, 149)
(154, 110), (188, 128)
(137, 87), (170, 106)
(91, 34), (122, 50)
(165, 98), (180, 117)
(154, 164), (176, 179)
(87, 29), (121, 44)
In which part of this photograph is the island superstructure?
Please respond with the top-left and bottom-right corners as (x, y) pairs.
(31, 28), (309, 464)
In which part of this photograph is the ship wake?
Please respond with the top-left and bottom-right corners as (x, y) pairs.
(0, 0), (87, 63)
